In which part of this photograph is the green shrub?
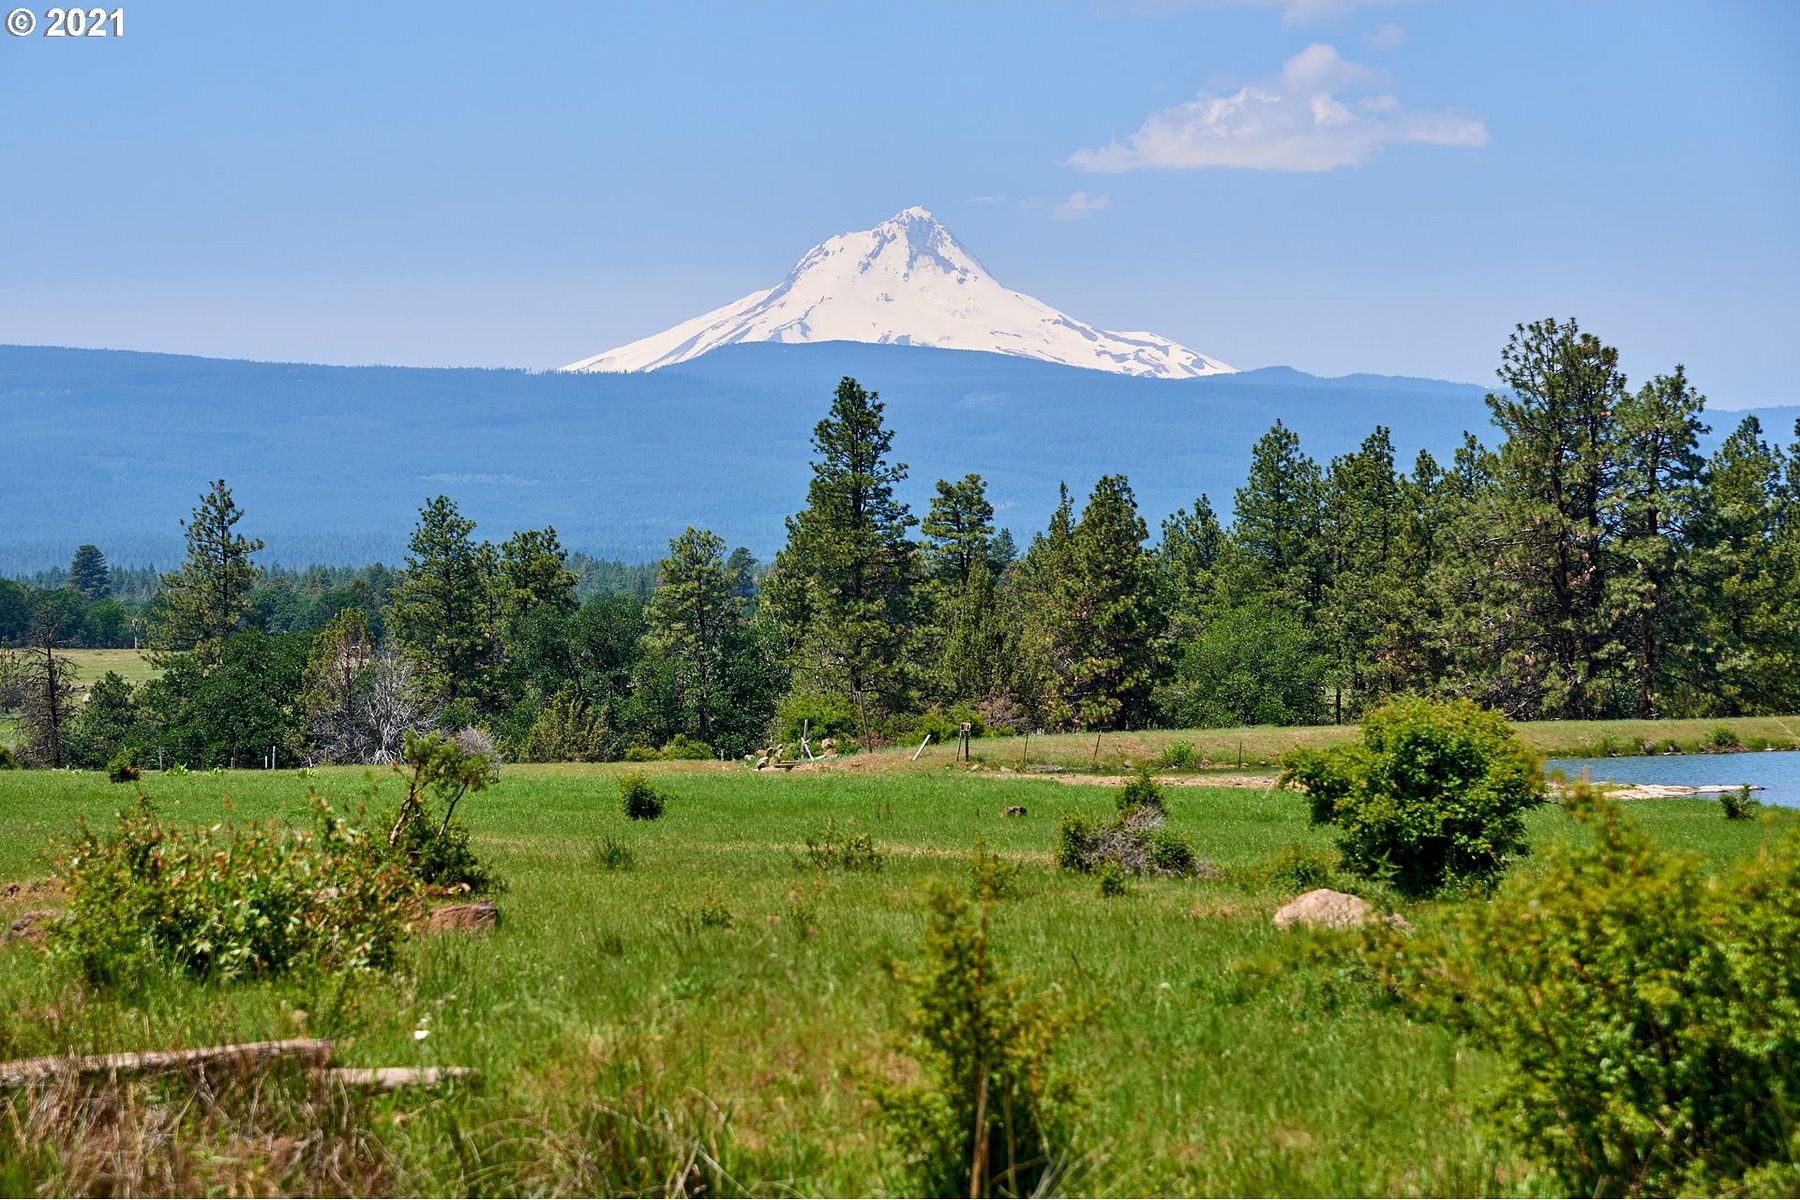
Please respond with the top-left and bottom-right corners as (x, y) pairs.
(1281, 697), (1546, 897)
(967, 838), (1021, 901)
(620, 773), (667, 820)
(1115, 764), (1167, 817)
(622, 745), (660, 762)
(875, 880), (1076, 1197)
(382, 730), (499, 893)
(591, 836), (636, 871)
(1261, 842), (1338, 891)
(801, 817), (882, 871)
(1710, 725), (1741, 749)
(1097, 860), (1130, 898)
(1720, 785), (1760, 821)
(165, 762), (190, 776)
(0, 746), (18, 770)
(52, 796), (414, 985)
(1377, 787), (1800, 1196)
(774, 691), (861, 746)
(1155, 739), (1199, 770)
(1056, 807), (1205, 879)
(105, 747), (141, 784)
(660, 733), (713, 761)
(909, 706), (987, 746)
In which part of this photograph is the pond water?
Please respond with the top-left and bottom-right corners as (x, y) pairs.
(1545, 750), (1800, 809)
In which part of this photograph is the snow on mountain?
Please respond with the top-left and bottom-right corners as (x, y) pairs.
(559, 206), (1235, 379)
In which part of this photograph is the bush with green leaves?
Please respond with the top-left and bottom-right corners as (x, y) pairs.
(52, 796), (414, 985)
(105, 747), (141, 784)
(1280, 697), (1546, 897)
(1115, 764), (1167, 817)
(382, 730), (499, 892)
(1154, 739), (1198, 770)
(620, 772), (667, 820)
(1720, 785), (1760, 821)
(1259, 842), (1337, 891)
(875, 878), (1076, 1197)
(1056, 770), (1203, 879)
(0, 745), (17, 770)
(774, 691), (861, 747)
(1376, 788), (1800, 1196)
(659, 733), (713, 761)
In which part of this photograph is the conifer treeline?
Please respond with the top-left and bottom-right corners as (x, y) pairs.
(6, 318), (1799, 769)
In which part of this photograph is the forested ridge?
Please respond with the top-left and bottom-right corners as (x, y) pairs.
(5, 318), (1798, 770)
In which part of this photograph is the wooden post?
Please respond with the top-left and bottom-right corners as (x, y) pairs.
(911, 733), (933, 762)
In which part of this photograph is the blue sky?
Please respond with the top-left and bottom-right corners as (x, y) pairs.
(2, 0), (1795, 405)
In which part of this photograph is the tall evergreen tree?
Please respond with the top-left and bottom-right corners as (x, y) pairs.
(920, 474), (997, 585)
(1157, 495), (1226, 643)
(153, 480), (264, 661)
(1229, 420), (1325, 617)
(1691, 416), (1792, 714)
(773, 377), (919, 731)
(68, 544), (111, 600)
(387, 496), (496, 716)
(642, 527), (740, 744)
(1065, 474), (1157, 729)
(1611, 367), (1709, 717)
(1484, 318), (1627, 718)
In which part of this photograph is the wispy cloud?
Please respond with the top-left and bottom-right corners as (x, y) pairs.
(1128, 0), (1421, 27)
(1067, 42), (1486, 173)
(1363, 20), (1406, 49)
(967, 193), (1009, 205)
(1051, 191), (1112, 220)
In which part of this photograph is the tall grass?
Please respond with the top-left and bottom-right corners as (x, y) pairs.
(0, 763), (1791, 1194)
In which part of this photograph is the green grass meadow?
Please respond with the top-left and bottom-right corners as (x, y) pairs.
(2, 761), (1791, 1194)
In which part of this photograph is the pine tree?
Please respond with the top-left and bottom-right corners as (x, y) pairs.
(642, 527), (740, 744)
(387, 496), (497, 716)
(68, 544), (111, 600)
(1611, 367), (1709, 717)
(921, 474), (997, 586)
(1157, 495), (1225, 643)
(773, 377), (919, 732)
(1484, 318), (1627, 718)
(1065, 475), (1157, 729)
(1691, 416), (1791, 714)
(153, 480), (264, 661)
(1229, 420), (1325, 618)
(1005, 484), (1079, 729)
(1319, 428), (1409, 718)
(936, 557), (1006, 702)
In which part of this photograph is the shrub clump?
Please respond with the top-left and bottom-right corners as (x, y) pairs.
(1056, 768), (1204, 878)
(1260, 842), (1338, 891)
(1281, 697), (1546, 897)
(383, 730), (499, 893)
(106, 747), (141, 784)
(1155, 739), (1199, 770)
(592, 835), (636, 871)
(801, 817), (883, 871)
(659, 734), (713, 761)
(875, 878), (1076, 1197)
(620, 773), (667, 821)
(52, 796), (414, 985)
(1375, 787), (1800, 1196)
(1720, 785), (1760, 821)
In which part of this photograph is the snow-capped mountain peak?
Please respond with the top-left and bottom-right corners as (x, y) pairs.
(559, 207), (1234, 379)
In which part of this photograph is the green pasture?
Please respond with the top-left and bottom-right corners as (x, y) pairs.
(0, 762), (1789, 1194)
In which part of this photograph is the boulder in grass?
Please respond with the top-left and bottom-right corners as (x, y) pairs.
(424, 901), (499, 934)
(1273, 888), (1413, 933)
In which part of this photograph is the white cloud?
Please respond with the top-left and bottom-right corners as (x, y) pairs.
(1363, 20), (1407, 49)
(1066, 42), (1486, 173)
(1051, 191), (1112, 220)
(967, 193), (1009, 205)
(1134, 0), (1421, 28)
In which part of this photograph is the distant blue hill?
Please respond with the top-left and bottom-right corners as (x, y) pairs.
(1, 342), (1791, 573)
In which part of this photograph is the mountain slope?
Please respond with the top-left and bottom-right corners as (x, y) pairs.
(559, 207), (1235, 379)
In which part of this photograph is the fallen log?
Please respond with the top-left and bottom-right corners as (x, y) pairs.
(0, 1038), (333, 1088)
